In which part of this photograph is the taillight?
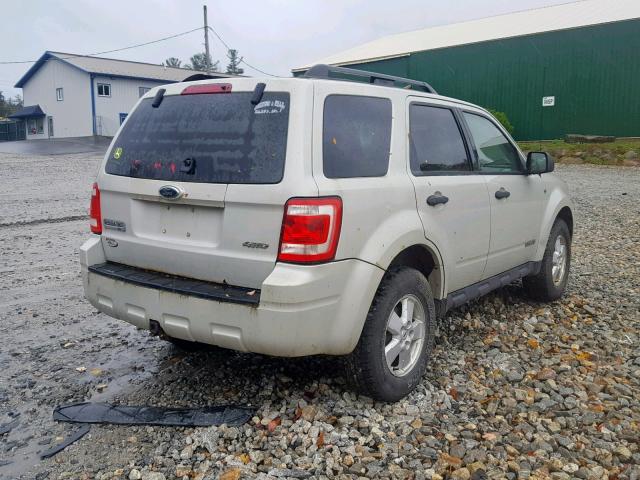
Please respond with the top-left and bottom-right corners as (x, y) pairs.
(89, 182), (102, 234)
(278, 197), (342, 263)
(181, 83), (232, 95)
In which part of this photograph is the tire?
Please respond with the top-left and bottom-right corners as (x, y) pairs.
(345, 267), (436, 402)
(523, 218), (571, 301)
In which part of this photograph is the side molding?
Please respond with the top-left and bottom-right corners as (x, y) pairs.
(438, 261), (541, 316)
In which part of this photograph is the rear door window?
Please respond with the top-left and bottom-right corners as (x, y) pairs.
(105, 92), (290, 184)
(409, 104), (471, 174)
(323, 95), (392, 178)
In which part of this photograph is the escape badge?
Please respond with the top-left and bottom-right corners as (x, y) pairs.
(113, 147), (123, 160)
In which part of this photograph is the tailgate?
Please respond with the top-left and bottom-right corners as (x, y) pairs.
(96, 81), (315, 289)
(98, 179), (288, 289)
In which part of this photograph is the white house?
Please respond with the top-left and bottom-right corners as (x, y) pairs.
(11, 51), (232, 139)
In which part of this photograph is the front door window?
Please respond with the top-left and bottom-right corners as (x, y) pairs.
(463, 112), (524, 173)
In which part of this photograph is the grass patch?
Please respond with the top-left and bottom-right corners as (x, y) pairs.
(518, 139), (640, 165)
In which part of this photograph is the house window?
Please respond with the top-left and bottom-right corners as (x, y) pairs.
(97, 83), (111, 97)
(56, 87), (64, 101)
(138, 87), (151, 98)
(28, 118), (44, 135)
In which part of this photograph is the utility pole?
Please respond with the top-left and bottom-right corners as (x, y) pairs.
(203, 5), (211, 73)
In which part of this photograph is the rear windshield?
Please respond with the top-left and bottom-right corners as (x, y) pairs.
(105, 91), (290, 184)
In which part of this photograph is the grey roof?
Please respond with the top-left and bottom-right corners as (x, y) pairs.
(293, 0), (640, 71)
(9, 105), (46, 118)
(15, 51), (234, 88)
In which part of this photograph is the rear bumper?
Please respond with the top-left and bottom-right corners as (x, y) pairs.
(80, 235), (384, 357)
(88, 262), (261, 306)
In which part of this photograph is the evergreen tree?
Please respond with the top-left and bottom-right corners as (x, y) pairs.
(185, 53), (219, 72)
(163, 57), (182, 68)
(0, 92), (23, 118)
(225, 49), (244, 75)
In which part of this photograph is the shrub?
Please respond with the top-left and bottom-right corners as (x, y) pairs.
(488, 109), (515, 136)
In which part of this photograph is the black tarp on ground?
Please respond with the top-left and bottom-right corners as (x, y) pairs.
(40, 425), (91, 459)
(53, 402), (253, 427)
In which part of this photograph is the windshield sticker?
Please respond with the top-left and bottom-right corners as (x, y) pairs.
(113, 147), (123, 160)
(254, 100), (286, 115)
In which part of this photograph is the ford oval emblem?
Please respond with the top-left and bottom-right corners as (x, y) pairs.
(159, 185), (184, 200)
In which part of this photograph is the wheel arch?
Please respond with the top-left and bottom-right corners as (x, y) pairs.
(385, 243), (445, 300)
(556, 205), (574, 237)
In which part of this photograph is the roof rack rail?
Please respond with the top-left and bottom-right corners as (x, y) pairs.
(182, 73), (219, 82)
(303, 64), (437, 94)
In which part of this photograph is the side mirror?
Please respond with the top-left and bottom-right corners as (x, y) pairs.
(527, 151), (555, 175)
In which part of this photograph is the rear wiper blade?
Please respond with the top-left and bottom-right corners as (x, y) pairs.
(251, 82), (266, 105)
(152, 88), (166, 108)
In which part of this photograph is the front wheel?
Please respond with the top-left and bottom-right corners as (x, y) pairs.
(523, 219), (571, 301)
(345, 268), (436, 402)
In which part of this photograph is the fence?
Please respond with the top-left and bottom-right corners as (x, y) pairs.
(0, 120), (26, 142)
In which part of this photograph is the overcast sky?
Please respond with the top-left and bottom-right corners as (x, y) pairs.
(1, 0), (575, 98)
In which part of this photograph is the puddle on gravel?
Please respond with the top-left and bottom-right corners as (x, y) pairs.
(0, 327), (164, 479)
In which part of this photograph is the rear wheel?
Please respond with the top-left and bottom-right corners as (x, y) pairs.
(523, 219), (571, 301)
(345, 268), (436, 402)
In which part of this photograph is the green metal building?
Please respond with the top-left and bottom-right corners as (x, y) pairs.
(293, 0), (640, 140)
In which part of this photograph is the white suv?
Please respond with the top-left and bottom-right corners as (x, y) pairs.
(80, 65), (573, 401)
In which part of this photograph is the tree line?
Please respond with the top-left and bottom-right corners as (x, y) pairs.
(0, 91), (23, 118)
(163, 49), (244, 75)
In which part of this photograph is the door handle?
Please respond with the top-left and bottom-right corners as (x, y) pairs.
(427, 194), (449, 206)
(495, 189), (511, 199)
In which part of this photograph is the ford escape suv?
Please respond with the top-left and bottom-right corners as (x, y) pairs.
(80, 65), (573, 402)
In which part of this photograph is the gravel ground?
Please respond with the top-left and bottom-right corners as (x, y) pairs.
(0, 153), (638, 480)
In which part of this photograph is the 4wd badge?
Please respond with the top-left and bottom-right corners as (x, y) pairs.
(103, 218), (126, 232)
(242, 241), (269, 250)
